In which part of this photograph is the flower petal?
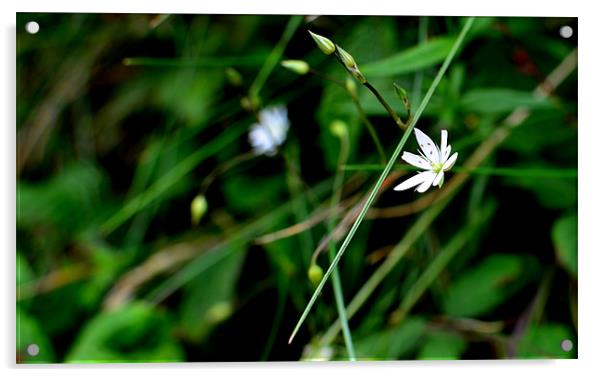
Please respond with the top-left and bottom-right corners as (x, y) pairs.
(433, 170), (445, 187)
(443, 145), (452, 162)
(393, 171), (430, 191)
(440, 130), (448, 161)
(416, 171), (437, 193)
(414, 128), (440, 164)
(249, 124), (278, 156)
(443, 152), (458, 171)
(401, 152), (431, 170)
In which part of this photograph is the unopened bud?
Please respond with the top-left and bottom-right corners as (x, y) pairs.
(393, 83), (411, 112)
(225, 68), (243, 86)
(329, 120), (348, 139)
(308, 30), (336, 55)
(345, 77), (357, 98)
(281, 59), (310, 75)
(191, 195), (208, 225)
(240, 96), (260, 112)
(307, 264), (324, 287)
(336, 46), (356, 70)
(336, 45), (366, 84)
(206, 301), (233, 324)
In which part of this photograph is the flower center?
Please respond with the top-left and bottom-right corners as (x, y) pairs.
(431, 162), (444, 173)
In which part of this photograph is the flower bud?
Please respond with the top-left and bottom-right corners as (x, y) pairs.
(336, 46), (356, 70)
(191, 194), (208, 225)
(240, 95), (260, 112)
(206, 301), (233, 324)
(336, 45), (366, 84)
(307, 263), (324, 287)
(308, 30), (335, 55)
(281, 59), (310, 75)
(329, 120), (348, 139)
(345, 77), (357, 98)
(393, 83), (411, 115)
(225, 68), (243, 86)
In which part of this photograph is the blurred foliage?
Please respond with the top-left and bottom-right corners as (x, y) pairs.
(16, 13), (577, 363)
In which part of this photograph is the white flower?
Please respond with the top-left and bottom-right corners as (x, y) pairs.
(394, 128), (458, 193)
(248, 105), (290, 156)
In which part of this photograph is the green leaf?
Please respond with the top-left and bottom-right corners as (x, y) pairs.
(517, 323), (576, 359)
(153, 68), (224, 128)
(460, 88), (552, 114)
(17, 162), (107, 233)
(443, 254), (537, 317)
(17, 307), (55, 363)
(551, 213), (577, 277)
(361, 37), (454, 77)
(501, 109), (576, 155)
(179, 245), (246, 342)
(505, 175), (577, 210)
(417, 331), (467, 360)
(223, 174), (286, 215)
(354, 317), (425, 360)
(66, 302), (184, 363)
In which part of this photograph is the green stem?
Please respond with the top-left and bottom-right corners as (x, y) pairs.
(349, 95), (387, 164)
(308, 69), (387, 164)
(200, 151), (257, 194)
(363, 81), (406, 129)
(249, 15), (303, 99)
(288, 16), (476, 345)
(412, 16), (429, 104)
(122, 56), (267, 68)
(283, 148), (315, 264)
(326, 129), (356, 360)
(260, 277), (288, 361)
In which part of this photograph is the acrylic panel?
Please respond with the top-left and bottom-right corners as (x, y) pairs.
(16, 13), (578, 363)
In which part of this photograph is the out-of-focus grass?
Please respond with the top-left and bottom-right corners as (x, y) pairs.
(17, 14), (577, 362)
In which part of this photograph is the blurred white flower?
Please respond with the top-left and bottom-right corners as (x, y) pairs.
(248, 105), (290, 156)
(394, 128), (458, 193)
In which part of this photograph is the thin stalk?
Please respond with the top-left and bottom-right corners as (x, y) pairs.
(412, 16), (429, 105)
(249, 15), (303, 99)
(260, 277), (289, 361)
(200, 151), (257, 194)
(122, 56), (267, 68)
(283, 148), (315, 264)
(349, 94), (387, 164)
(308, 69), (387, 164)
(288, 17), (476, 345)
(363, 81), (406, 129)
(326, 128), (356, 360)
